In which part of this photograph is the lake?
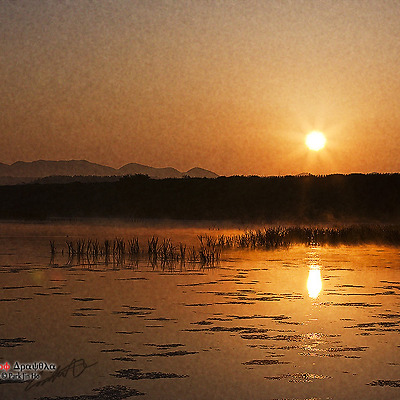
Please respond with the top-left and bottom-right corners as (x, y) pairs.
(0, 220), (399, 400)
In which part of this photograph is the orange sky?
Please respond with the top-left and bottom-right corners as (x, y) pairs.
(1, 0), (399, 176)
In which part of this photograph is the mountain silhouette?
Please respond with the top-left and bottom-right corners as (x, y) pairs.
(184, 167), (218, 178)
(0, 160), (218, 184)
(1, 160), (115, 177)
(118, 163), (182, 178)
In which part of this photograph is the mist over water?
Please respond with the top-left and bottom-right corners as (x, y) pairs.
(0, 221), (399, 400)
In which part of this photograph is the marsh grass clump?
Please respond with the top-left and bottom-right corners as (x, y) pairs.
(158, 238), (174, 261)
(198, 235), (222, 265)
(53, 234), (223, 268)
(148, 236), (158, 259)
(219, 225), (400, 250)
(128, 237), (140, 255)
(66, 240), (75, 256)
(179, 243), (186, 260)
(76, 239), (86, 255)
(50, 225), (400, 269)
(225, 228), (290, 250)
(187, 246), (198, 262)
(91, 239), (100, 257)
(103, 240), (111, 256)
(113, 238), (125, 256)
(49, 240), (56, 255)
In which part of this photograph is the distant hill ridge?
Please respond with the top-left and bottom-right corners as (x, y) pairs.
(1, 173), (399, 222)
(0, 160), (218, 184)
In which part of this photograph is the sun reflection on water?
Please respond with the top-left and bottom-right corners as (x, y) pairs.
(307, 268), (322, 298)
(307, 250), (323, 299)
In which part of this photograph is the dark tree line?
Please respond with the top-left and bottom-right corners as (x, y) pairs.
(0, 173), (399, 223)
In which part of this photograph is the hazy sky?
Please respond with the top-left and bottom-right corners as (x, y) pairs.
(1, 0), (399, 175)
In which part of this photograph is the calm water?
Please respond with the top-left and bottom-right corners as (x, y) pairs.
(0, 221), (399, 400)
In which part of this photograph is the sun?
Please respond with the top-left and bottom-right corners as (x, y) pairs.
(306, 131), (326, 151)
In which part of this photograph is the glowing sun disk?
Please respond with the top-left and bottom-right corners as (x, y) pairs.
(306, 131), (326, 151)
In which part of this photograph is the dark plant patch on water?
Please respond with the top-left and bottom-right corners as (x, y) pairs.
(37, 385), (144, 399)
(335, 284), (365, 288)
(73, 297), (103, 302)
(113, 350), (198, 361)
(327, 346), (368, 352)
(112, 368), (188, 380)
(116, 277), (147, 281)
(243, 359), (290, 366)
(346, 321), (399, 329)
(227, 313), (290, 321)
(113, 305), (154, 317)
(198, 290), (301, 303)
(374, 313), (400, 319)
(326, 291), (383, 297)
(192, 320), (213, 325)
(0, 337), (34, 347)
(72, 312), (97, 317)
(51, 291), (71, 296)
(198, 290), (256, 298)
(379, 284), (400, 291)
(185, 326), (270, 334)
(177, 281), (219, 287)
(144, 343), (185, 349)
(367, 380), (400, 387)
(215, 300), (256, 305)
(299, 351), (351, 358)
(101, 348), (129, 353)
(241, 333), (303, 341)
(208, 317), (233, 321)
(196, 313), (294, 324)
(0, 266), (31, 273)
(265, 372), (332, 383)
(2, 285), (41, 289)
(322, 301), (381, 308)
